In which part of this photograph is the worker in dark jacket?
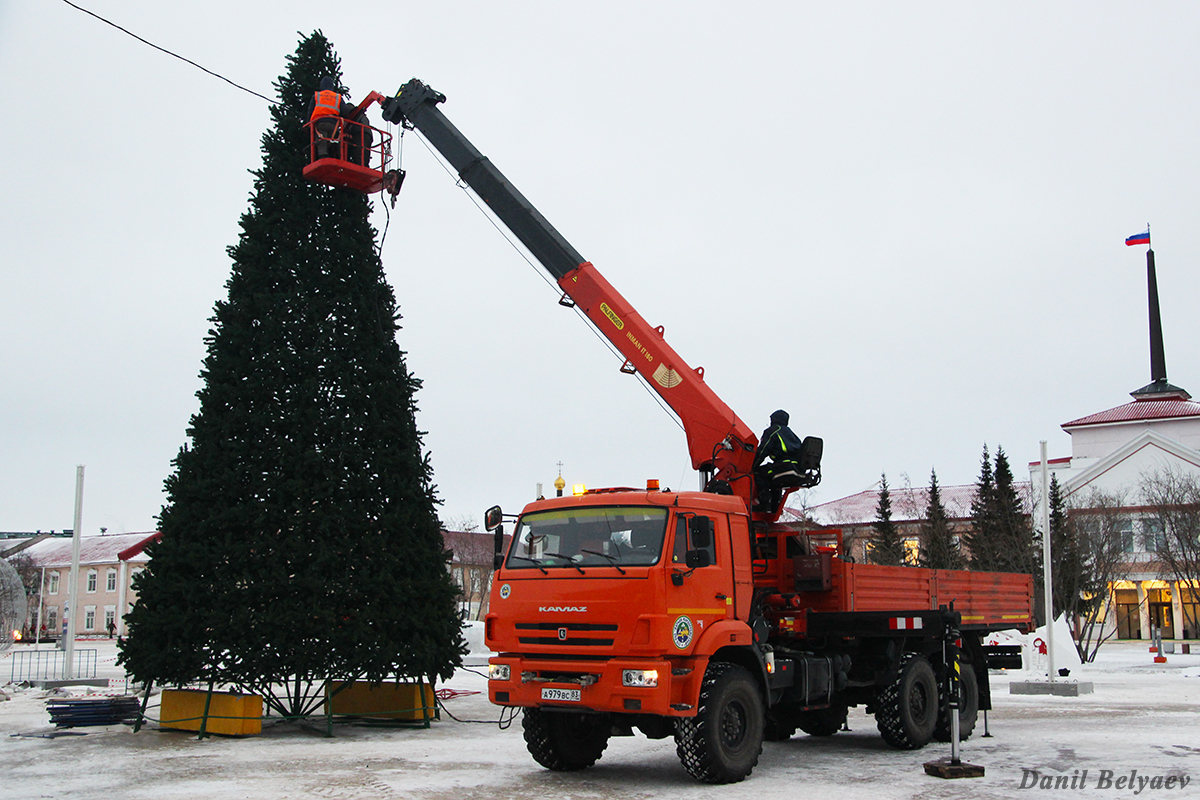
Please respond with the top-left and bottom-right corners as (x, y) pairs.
(305, 76), (351, 161)
(753, 409), (807, 511)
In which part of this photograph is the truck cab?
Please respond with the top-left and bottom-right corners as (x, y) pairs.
(485, 488), (757, 720)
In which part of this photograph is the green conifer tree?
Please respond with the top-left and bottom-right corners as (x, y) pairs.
(918, 468), (964, 570)
(992, 446), (1037, 577)
(119, 32), (463, 717)
(870, 473), (908, 566)
(965, 444), (999, 570)
(1048, 473), (1083, 622)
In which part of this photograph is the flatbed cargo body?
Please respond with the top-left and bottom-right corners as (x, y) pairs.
(755, 528), (1034, 637)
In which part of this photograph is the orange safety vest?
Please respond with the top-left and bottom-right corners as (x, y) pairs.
(310, 90), (341, 121)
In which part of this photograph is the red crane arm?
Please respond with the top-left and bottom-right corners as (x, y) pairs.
(559, 262), (758, 489)
(373, 80), (771, 508)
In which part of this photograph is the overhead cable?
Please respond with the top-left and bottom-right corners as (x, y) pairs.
(61, 0), (277, 105)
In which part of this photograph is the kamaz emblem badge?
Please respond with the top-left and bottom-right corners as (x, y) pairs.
(558, 628), (568, 641)
(672, 616), (694, 649)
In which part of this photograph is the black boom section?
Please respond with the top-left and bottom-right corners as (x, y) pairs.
(382, 79), (586, 281)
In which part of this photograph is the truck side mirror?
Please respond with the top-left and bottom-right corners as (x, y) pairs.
(492, 523), (506, 570)
(685, 549), (711, 569)
(484, 505), (503, 531)
(688, 516), (712, 549)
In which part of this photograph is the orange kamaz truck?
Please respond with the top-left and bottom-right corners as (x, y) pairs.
(307, 79), (1035, 785)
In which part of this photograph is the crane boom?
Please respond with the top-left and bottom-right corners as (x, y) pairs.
(381, 80), (759, 495)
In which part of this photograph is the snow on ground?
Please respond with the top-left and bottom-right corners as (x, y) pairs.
(1, 639), (1197, 800)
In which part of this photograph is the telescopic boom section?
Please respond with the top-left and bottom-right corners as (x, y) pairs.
(381, 80), (758, 494)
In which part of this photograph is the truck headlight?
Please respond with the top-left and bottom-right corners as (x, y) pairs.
(489, 664), (511, 681)
(622, 669), (658, 688)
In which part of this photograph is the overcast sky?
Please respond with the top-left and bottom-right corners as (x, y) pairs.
(3, 2), (1198, 535)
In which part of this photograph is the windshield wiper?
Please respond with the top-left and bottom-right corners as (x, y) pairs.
(580, 549), (627, 575)
(508, 555), (548, 575)
(544, 553), (586, 574)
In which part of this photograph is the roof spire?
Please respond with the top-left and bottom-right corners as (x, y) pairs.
(1131, 244), (1190, 400)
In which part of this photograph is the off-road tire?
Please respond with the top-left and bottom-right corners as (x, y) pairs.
(674, 663), (765, 783)
(874, 653), (938, 750)
(933, 661), (979, 742)
(522, 707), (611, 771)
(797, 702), (848, 737)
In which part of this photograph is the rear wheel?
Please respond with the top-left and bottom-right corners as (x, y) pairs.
(675, 663), (765, 783)
(875, 653), (937, 750)
(933, 661), (979, 742)
(522, 708), (611, 771)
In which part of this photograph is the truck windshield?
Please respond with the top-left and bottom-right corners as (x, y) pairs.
(507, 506), (668, 571)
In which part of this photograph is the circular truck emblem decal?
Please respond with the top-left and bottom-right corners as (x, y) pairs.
(672, 616), (694, 649)
(499, 583), (511, 600)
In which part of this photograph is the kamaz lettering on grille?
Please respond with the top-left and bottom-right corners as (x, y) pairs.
(539, 606), (588, 613)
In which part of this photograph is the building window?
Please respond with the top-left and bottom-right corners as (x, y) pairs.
(47, 607), (58, 631)
(1117, 518), (1135, 553)
(86, 570), (97, 593)
(106, 569), (117, 593)
(48, 571), (60, 595)
(104, 606), (116, 633)
(84, 606), (96, 631)
(1140, 518), (1166, 553)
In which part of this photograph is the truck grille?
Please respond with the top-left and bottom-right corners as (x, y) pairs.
(515, 621), (618, 647)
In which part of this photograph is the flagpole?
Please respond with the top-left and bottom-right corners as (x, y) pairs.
(64, 466), (85, 680)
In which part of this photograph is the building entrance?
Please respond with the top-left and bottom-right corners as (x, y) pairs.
(1149, 601), (1175, 639)
(1116, 603), (1141, 639)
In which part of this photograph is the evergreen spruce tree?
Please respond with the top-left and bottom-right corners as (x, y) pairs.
(965, 444), (999, 570)
(870, 473), (908, 566)
(918, 468), (964, 570)
(1048, 473), (1083, 622)
(119, 33), (463, 717)
(992, 446), (1038, 576)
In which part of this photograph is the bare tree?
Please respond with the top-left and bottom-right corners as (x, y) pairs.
(441, 515), (503, 621)
(1138, 467), (1200, 639)
(1069, 488), (1132, 662)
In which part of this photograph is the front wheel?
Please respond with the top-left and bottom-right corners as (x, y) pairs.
(522, 708), (611, 771)
(675, 663), (765, 783)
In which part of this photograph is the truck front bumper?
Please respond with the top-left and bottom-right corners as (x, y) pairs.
(487, 655), (703, 717)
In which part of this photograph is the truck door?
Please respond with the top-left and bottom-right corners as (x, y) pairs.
(667, 512), (736, 649)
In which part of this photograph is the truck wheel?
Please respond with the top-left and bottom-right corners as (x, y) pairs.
(875, 653), (938, 750)
(797, 703), (848, 737)
(933, 661), (979, 742)
(675, 663), (765, 783)
(522, 708), (611, 771)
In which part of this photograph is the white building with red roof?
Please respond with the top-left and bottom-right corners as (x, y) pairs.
(1029, 381), (1200, 643)
(795, 479), (1030, 565)
(8, 531), (160, 640)
(1030, 244), (1199, 642)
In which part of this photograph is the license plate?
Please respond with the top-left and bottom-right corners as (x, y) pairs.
(541, 687), (581, 702)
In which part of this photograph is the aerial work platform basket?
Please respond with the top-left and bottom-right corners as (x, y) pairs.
(302, 115), (400, 195)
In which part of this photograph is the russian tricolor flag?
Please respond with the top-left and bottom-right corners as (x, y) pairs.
(1125, 230), (1151, 247)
